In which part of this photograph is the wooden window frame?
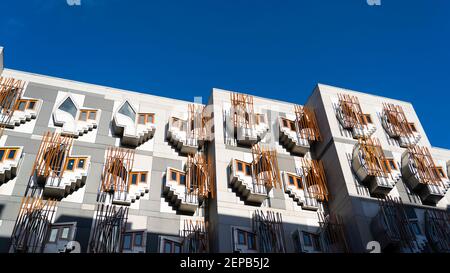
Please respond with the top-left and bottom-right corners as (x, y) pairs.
(409, 122), (417, 132)
(236, 160), (252, 176)
(385, 158), (398, 171)
(138, 113), (155, 125)
(434, 167), (446, 178)
(169, 169), (186, 185)
(122, 231), (145, 251)
(287, 174), (303, 189)
(79, 110), (97, 121)
(65, 157), (88, 171)
(27, 100), (37, 110)
(130, 171), (148, 185)
(363, 114), (373, 124)
(0, 148), (19, 162)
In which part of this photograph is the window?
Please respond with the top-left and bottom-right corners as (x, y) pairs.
(237, 230), (246, 245)
(312, 235), (321, 251)
(171, 171), (177, 181)
(138, 114), (146, 124)
(118, 101), (136, 122)
(288, 174), (302, 189)
(302, 232), (321, 251)
(66, 159), (75, 171)
(130, 171), (148, 185)
(122, 232), (145, 252)
(385, 158), (397, 171)
(48, 228), (59, 243)
(27, 100), (36, 110)
(237, 162), (243, 172)
(409, 123), (417, 132)
(163, 239), (182, 253)
(16, 100), (27, 111)
(236, 160), (252, 176)
(289, 175), (295, 186)
(180, 174), (186, 185)
(0, 148), (17, 161)
(61, 227), (70, 239)
(364, 114), (372, 124)
(59, 97), (78, 118)
(123, 234), (132, 250)
(282, 119), (289, 128)
(79, 110), (97, 121)
(247, 233), (256, 250)
(77, 159), (85, 169)
(0, 149), (5, 161)
(46, 224), (74, 245)
(7, 149), (17, 160)
(169, 169), (186, 185)
(302, 232), (312, 247)
(245, 164), (252, 176)
(434, 167), (446, 178)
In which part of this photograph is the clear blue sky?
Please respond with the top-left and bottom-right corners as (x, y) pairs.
(1, 0), (449, 148)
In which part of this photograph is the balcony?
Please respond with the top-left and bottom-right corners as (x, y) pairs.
(42, 156), (90, 200)
(279, 117), (310, 155)
(164, 167), (200, 214)
(167, 117), (204, 154)
(351, 138), (400, 195)
(229, 159), (269, 204)
(53, 95), (100, 138)
(1, 98), (42, 129)
(335, 93), (376, 139)
(381, 103), (421, 147)
(112, 101), (156, 147)
(0, 146), (23, 185)
(401, 146), (449, 204)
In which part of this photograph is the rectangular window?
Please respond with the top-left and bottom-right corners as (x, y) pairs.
(66, 159), (75, 171)
(140, 173), (146, 183)
(27, 101), (36, 110)
(180, 174), (186, 185)
(164, 240), (172, 253)
(364, 114), (372, 124)
(134, 233), (143, 247)
(138, 114), (146, 124)
(302, 232), (312, 247)
(282, 119), (288, 128)
(245, 164), (252, 176)
(171, 171), (177, 181)
(409, 123), (417, 132)
(312, 234), (321, 251)
(411, 222), (422, 235)
(16, 101), (27, 111)
(288, 175), (295, 186)
(79, 111), (87, 121)
(0, 149), (5, 161)
(48, 228), (59, 243)
(147, 114), (154, 123)
(7, 149), (16, 160)
(173, 242), (181, 253)
(290, 121), (296, 131)
(247, 233), (256, 250)
(296, 177), (303, 189)
(60, 227), (70, 239)
(237, 162), (243, 172)
(237, 230), (246, 245)
(123, 234), (132, 250)
(385, 158), (397, 171)
(88, 111), (96, 120)
(434, 167), (446, 178)
(131, 174), (138, 185)
(77, 159), (85, 169)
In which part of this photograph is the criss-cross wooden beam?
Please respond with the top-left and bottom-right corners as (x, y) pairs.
(383, 103), (414, 138)
(230, 92), (255, 129)
(102, 146), (135, 193)
(294, 105), (322, 142)
(251, 144), (282, 189)
(407, 145), (443, 186)
(338, 93), (368, 129)
(0, 77), (26, 136)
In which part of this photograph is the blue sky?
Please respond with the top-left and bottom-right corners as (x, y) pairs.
(1, 0), (449, 148)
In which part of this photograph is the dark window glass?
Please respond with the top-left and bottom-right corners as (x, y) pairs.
(237, 162), (243, 172)
(245, 165), (252, 176)
(123, 234), (132, 250)
(411, 222), (422, 235)
(312, 235), (321, 251)
(237, 230), (246, 245)
(77, 159), (85, 169)
(138, 114), (145, 124)
(302, 232), (312, 246)
(296, 178), (303, 189)
(79, 111), (87, 121)
(7, 149), (16, 159)
(289, 176), (295, 185)
(389, 160), (397, 170)
(131, 174), (138, 185)
(59, 97), (78, 118)
(164, 241), (172, 253)
(134, 233), (143, 247)
(283, 119), (288, 127)
(247, 233), (256, 250)
(147, 115), (154, 123)
(171, 171), (177, 181)
(180, 175), (186, 185)
(0, 149), (5, 160)
(140, 173), (146, 183)
(174, 243), (181, 253)
(66, 159), (75, 171)
(27, 101), (36, 110)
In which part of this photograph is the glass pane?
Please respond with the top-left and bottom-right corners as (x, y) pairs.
(313, 235), (321, 251)
(131, 174), (137, 185)
(237, 230), (246, 245)
(247, 233), (255, 249)
(180, 175), (185, 185)
(296, 178), (302, 189)
(27, 101), (36, 110)
(66, 159), (75, 171)
(174, 243), (181, 253)
(147, 115), (154, 123)
(79, 111), (87, 121)
(7, 149), (16, 159)
(61, 227), (70, 239)
(0, 149), (5, 160)
(18, 101), (27, 111)
(118, 101), (136, 122)
(245, 165), (252, 175)
(88, 111), (96, 120)
(48, 228), (58, 243)
(237, 162), (243, 172)
(123, 234), (132, 250)
(164, 241), (172, 253)
(140, 173), (146, 183)
(77, 159), (85, 169)
(302, 232), (312, 246)
(138, 115), (145, 124)
(171, 171), (177, 181)
(134, 233), (143, 246)
(59, 97), (78, 118)
(289, 176), (295, 185)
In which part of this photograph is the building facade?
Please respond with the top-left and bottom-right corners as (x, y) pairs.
(0, 47), (449, 253)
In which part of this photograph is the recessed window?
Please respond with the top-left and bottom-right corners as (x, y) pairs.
(409, 123), (417, 132)
(237, 230), (246, 245)
(27, 101), (36, 110)
(171, 171), (177, 181)
(79, 111), (87, 121)
(245, 164), (252, 176)
(66, 159), (75, 171)
(17, 101), (27, 111)
(7, 149), (16, 160)
(0, 149), (5, 161)
(180, 174), (186, 185)
(59, 97), (78, 118)
(88, 111), (96, 120)
(247, 233), (256, 250)
(48, 228), (59, 243)
(282, 119), (288, 128)
(138, 114), (146, 124)
(237, 162), (243, 172)
(77, 159), (85, 169)
(60, 227), (70, 239)
(140, 173), (146, 183)
(385, 158), (397, 171)
(131, 174), (138, 185)
(123, 234), (132, 250)
(163, 239), (182, 253)
(289, 175), (295, 186)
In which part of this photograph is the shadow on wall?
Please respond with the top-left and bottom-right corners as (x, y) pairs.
(0, 204), (10, 252)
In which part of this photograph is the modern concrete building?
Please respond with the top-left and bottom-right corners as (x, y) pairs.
(0, 47), (449, 253)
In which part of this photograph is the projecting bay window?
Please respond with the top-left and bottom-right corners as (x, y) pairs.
(129, 171), (148, 185)
(170, 169), (186, 185)
(0, 148), (19, 162)
(138, 113), (155, 125)
(78, 110), (97, 121)
(236, 160), (252, 176)
(288, 174), (303, 190)
(15, 99), (37, 111)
